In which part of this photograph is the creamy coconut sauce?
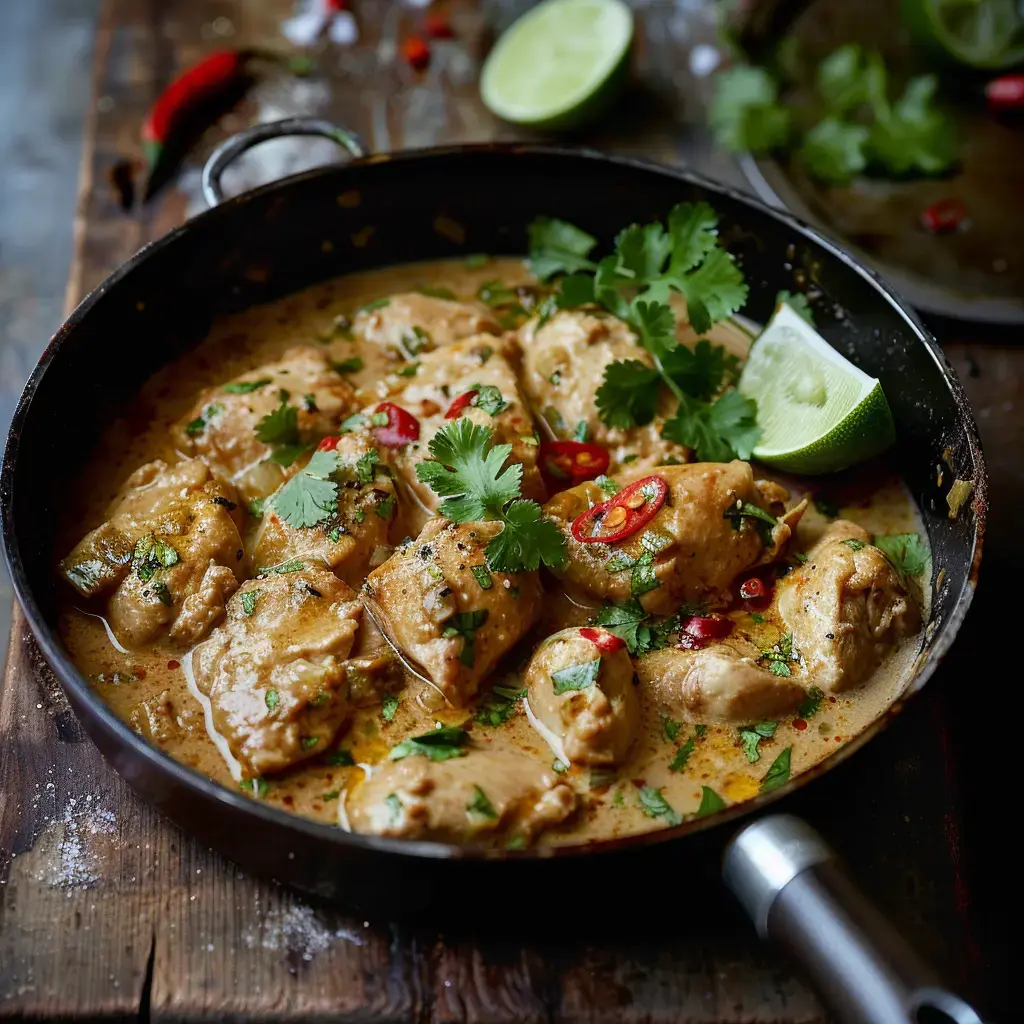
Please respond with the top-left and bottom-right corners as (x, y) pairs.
(56, 258), (927, 846)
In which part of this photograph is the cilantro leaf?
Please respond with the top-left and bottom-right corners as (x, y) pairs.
(668, 736), (696, 772)
(740, 720), (777, 763)
(760, 746), (792, 792)
(844, 538), (866, 551)
(673, 246), (749, 336)
(224, 377), (272, 394)
(381, 695), (399, 722)
(661, 715), (681, 743)
(467, 786), (498, 819)
(528, 217), (598, 279)
(867, 75), (956, 177)
(242, 589), (261, 616)
(442, 610), (488, 666)
(817, 44), (881, 115)
(273, 448), (341, 528)
(696, 786), (727, 817)
(595, 599), (647, 654)
(475, 684), (526, 727)
(614, 221), (672, 281)
(555, 272), (597, 309)
(486, 500), (567, 572)
(415, 419), (521, 523)
(472, 384), (508, 416)
(389, 725), (468, 763)
(761, 633), (798, 676)
(661, 339), (740, 401)
(666, 202), (719, 277)
(631, 298), (676, 361)
(874, 532), (928, 576)
(638, 786), (682, 826)
(255, 392), (300, 446)
(630, 551), (661, 598)
(777, 290), (815, 326)
(594, 359), (661, 429)
(662, 390), (760, 462)
(551, 658), (601, 696)
(799, 116), (869, 184)
(709, 66), (792, 153)
(798, 686), (825, 719)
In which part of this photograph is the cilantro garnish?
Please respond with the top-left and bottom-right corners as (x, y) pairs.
(442, 609), (488, 667)
(760, 746), (792, 792)
(255, 391), (300, 446)
(843, 538), (866, 551)
(257, 560), (305, 576)
(301, 736), (319, 750)
(332, 356), (364, 374)
(798, 686), (825, 719)
(185, 416), (206, 437)
(224, 377), (272, 394)
(388, 725), (469, 763)
(723, 500), (779, 545)
(799, 116), (870, 183)
(638, 786), (682, 826)
(551, 658), (601, 696)
(594, 475), (620, 496)
(475, 684), (526, 727)
(527, 218), (598, 279)
(470, 565), (493, 590)
(273, 448), (341, 528)
(340, 413), (366, 434)
(595, 599), (680, 657)
(152, 581), (173, 606)
(417, 284), (456, 300)
(471, 385), (508, 416)
(630, 551), (661, 598)
(739, 721), (777, 763)
(359, 297), (390, 313)
(814, 495), (839, 519)
(240, 777), (269, 799)
(385, 793), (402, 823)
(761, 633), (798, 677)
(709, 65), (792, 154)
(874, 532), (928, 577)
(264, 443), (311, 467)
(776, 290), (815, 326)
(381, 695), (399, 722)
(696, 786), (726, 817)
(242, 589), (261, 617)
(415, 419), (566, 574)
(467, 786), (498, 820)
(132, 535), (179, 582)
(326, 749), (355, 766)
(375, 494), (396, 520)
(661, 715), (681, 743)
(668, 736), (696, 773)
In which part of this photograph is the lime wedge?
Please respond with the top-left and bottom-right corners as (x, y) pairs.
(481, 0), (633, 130)
(738, 303), (896, 475)
(900, 0), (1024, 70)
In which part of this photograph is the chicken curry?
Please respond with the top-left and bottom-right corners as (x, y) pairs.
(56, 205), (927, 849)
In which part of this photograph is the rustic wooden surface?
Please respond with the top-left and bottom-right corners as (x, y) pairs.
(0, 0), (1018, 1020)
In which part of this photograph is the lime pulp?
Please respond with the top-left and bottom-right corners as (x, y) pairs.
(900, 0), (1024, 69)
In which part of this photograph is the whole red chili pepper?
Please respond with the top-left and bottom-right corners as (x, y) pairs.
(539, 440), (610, 490)
(985, 73), (1024, 112)
(373, 402), (420, 447)
(920, 198), (967, 235)
(571, 475), (668, 545)
(579, 626), (626, 654)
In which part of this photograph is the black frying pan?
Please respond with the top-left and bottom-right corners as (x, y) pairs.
(0, 123), (986, 1022)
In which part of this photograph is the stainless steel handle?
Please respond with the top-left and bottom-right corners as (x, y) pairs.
(723, 815), (984, 1024)
(201, 117), (368, 208)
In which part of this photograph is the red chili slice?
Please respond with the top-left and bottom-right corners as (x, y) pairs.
(539, 440), (610, 489)
(579, 626), (625, 654)
(738, 577), (766, 601)
(423, 11), (455, 38)
(986, 73), (1024, 112)
(316, 435), (341, 452)
(402, 35), (431, 70)
(677, 614), (733, 650)
(444, 390), (479, 419)
(373, 402), (420, 447)
(920, 198), (967, 235)
(570, 475), (668, 545)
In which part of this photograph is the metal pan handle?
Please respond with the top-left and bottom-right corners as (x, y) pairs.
(201, 117), (368, 208)
(724, 815), (985, 1024)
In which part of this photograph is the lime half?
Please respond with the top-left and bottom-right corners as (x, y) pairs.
(481, 0), (633, 130)
(901, 0), (1024, 70)
(738, 303), (896, 475)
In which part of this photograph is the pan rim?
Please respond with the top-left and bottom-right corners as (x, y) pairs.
(0, 142), (987, 863)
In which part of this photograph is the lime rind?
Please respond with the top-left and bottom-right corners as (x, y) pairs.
(481, 0), (634, 130)
(739, 302), (896, 475)
(900, 0), (1024, 69)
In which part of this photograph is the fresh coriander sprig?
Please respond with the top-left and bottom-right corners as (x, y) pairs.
(414, 419), (566, 573)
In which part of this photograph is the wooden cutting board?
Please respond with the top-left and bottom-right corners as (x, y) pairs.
(0, 0), (1009, 1018)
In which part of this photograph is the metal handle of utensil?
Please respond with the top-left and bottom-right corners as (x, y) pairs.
(723, 815), (984, 1024)
(201, 117), (368, 208)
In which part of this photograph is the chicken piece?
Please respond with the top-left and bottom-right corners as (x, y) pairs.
(778, 521), (922, 693)
(524, 627), (639, 766)
(192, 569), (363, 777)
(174, 347), (356, 504)
(544, 461), (805, 616)
(514, 310), (687, 469)
(129, 689), (179, 745)
(250, 433), (398, 587)
(637, 640), (805, 725)
(345, 748), (575, 844)
(354, 292), (500, 358)
(385, 340), (545, 514)
(363, 519), (542, 708)
(61, 458), (245, 648)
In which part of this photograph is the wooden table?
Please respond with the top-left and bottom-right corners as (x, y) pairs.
(0, 1), (1017, 1020)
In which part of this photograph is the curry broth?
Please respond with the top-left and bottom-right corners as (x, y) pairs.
(57, 257), (927, 846)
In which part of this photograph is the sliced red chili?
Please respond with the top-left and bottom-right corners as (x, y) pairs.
(539, 440), (610, 489)
(317, 435), (342, 452)
(677, 614), (732, 650)
(402, 35), (431, 71)
(570, 475), (668, 545)
(738, 574), (774, 611)
(423, 12), (455, 38)
(579, 626), (625, 654)
(986, 73), (1024, 112)
(920, 198), (967, 235)
(373, 402), (420, 447)
(444, 390), (478, 419)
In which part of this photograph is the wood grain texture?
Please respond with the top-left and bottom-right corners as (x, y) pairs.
(0, 0), (1011, 1020)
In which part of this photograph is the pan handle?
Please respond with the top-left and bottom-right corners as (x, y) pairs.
(201, 117), (368, 208)
(723, 815), (985, 1024)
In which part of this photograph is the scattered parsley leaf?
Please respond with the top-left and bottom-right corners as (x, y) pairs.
(595, 599), (647, 654)
(761, 633), (797, 677)
(273, 448), (341, 528)
(132, 535), (180, 582)
(594, 475), (620, 496)
(470, 564), (493, 590)
(696, 786), (727, 817)
(389, 725), (469, 763)
(242, 589), (261, 616)
(257, 559), (305, 576)
(751, 612), (766, 625)
(396, 362), (420, 377)
(264, 443), (311, 467)
(485, 499), (567, 573)
(723, 500), (779, 544)
(874, 532), (928, 576)
(843, 538), (866, 551)
(185, 416), (206, 437)
(475, 684), (526, 727)
(661, 716), (682, 743)
(375, 494), (396, 520)
(595, 359), (661, 429)
(527, 217), (598, 279)
(630, 551), (661, 598)
(326, 749), (355, 766)
(760, 746), (793, 792)
(381, 695), (399, 722)
(661, 339), (740, 401)
(332, 356), (364, 374)
(467, 786), (498, 819)
(639, 786), (682, 826)
(740, 721), (777, 763)
(442, 609), (489, 666)
(340, 413), (366, 433)
(867, 74), (957, 177)
(799, 116), (869, 184)
(663, 390), (760, 463)
(798, 686), (825, 719)
(472, 384), (508, 416)
(240, 777), (269, 798)
(669, 736), (696, 772)
(776, 290), (815, 326)
(152, 582), (173, 606)
(322, 790), (340, 800)
(709, 65), (792, 154)
(417, 284), (456, 299)
(301, 736), (319, 750)
(814, 495), (839, 518)
(355, 449), (380, 486)
(255, 392), (300, 446)
(551, 658), (601, 696)
(224, 377), (272, 394)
